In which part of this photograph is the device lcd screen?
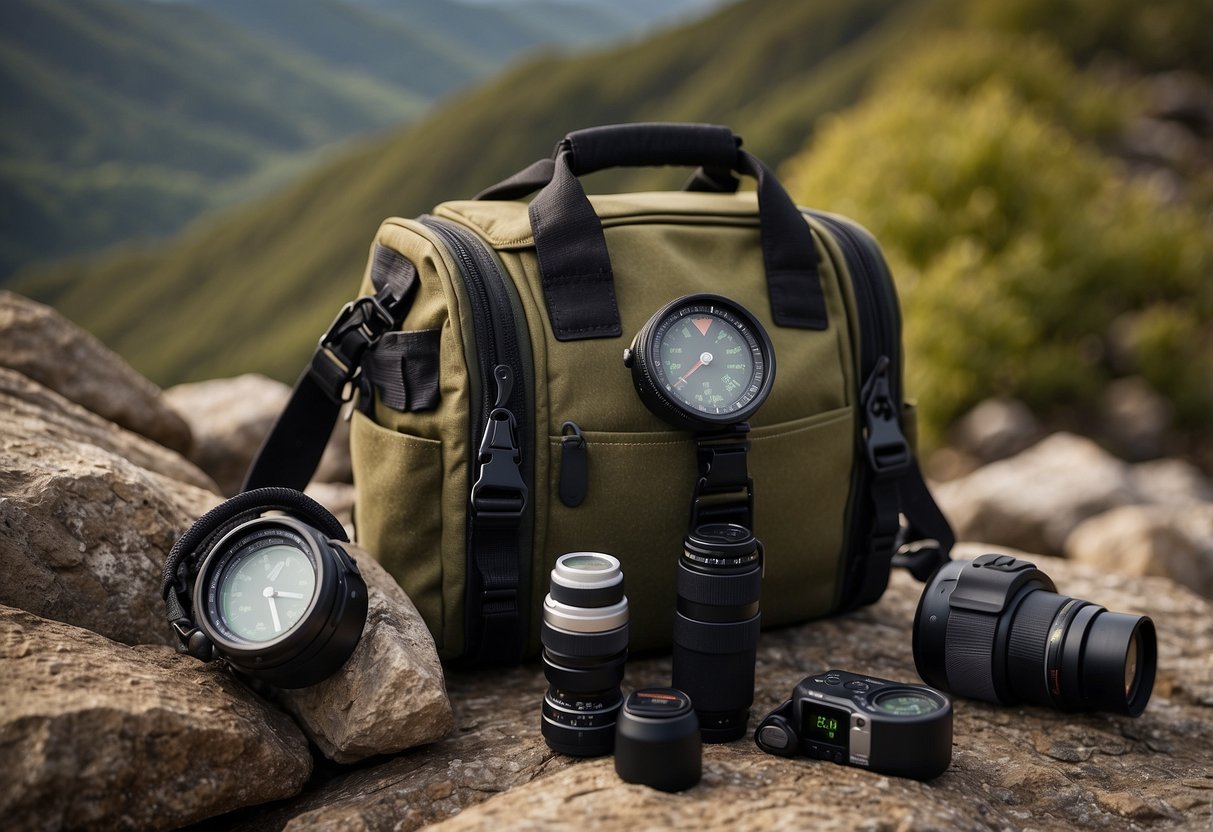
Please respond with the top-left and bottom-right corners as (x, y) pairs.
(802, 703), (850, 750)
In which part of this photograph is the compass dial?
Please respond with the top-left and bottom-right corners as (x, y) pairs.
(627, 294), (776, 430)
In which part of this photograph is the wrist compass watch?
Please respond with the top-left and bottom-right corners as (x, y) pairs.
(624, 293), (777, 530)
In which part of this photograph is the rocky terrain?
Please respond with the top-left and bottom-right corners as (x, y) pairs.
(1, 291), (1210, 830)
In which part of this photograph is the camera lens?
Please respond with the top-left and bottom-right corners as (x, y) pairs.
(672, 523), (762, 742)
(913, 554), (1156, 716)
(541, 552), (628, 757)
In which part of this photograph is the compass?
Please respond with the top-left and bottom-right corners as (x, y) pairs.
(624, 294), (776, 431)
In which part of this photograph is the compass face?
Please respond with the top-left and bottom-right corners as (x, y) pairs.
(218, 543), (317, 642)
(200, 522), (322, 647)
(648, 300), (770, 419)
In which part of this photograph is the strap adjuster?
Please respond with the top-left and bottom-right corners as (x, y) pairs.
(310, 295), (395, 403)
(861, 357), (910, 475)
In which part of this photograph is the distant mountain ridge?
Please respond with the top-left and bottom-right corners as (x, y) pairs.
(0, 0), (704, 277)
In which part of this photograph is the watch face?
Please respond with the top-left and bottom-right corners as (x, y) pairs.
(212, 538), (317, 643)
(649, 299), (770, 420)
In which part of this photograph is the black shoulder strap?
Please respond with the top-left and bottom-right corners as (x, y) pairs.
(848, 356), (953, 607)
(242, 246), (418, 492)
(892, 458), (954, 580)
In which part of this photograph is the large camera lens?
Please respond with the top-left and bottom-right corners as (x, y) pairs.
(541, 552), (628, 756)
(914, 554), (1156, 716)
(672, 523), (762, 742)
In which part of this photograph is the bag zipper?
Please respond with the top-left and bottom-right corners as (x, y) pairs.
(420, 216), (532, 661)
(806, 212), (911, 609)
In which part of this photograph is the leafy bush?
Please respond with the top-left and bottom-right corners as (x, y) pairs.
(783, 37), (1213, 448)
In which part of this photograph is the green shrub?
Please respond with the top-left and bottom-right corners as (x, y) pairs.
(783, 46), (1213, 448)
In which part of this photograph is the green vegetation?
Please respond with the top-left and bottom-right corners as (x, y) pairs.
(783, 22), (1212, 448)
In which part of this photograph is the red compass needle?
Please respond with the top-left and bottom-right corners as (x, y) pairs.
(673, 350), (714, 389)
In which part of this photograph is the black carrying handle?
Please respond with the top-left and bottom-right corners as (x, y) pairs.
(478, 123), (827, 341)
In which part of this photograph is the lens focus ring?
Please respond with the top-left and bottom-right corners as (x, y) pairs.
(942, 607), (1002, 703)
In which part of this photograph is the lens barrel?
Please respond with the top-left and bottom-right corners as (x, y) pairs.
(672, 523), (762, 742)
(541, 552), (628, 756)
(914, 554), (1156, 716)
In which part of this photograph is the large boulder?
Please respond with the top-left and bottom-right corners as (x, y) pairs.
(0, 605), (312, 832)
(950, 397), (1040, 463)
(165, 374), (351, 495)
(0, 367), (217, 493)
(0, 291), (191, 454)
(1066, 503), (1213, 598)
(0, 376), (221, 646)
(276, 546), (453, 763)
(214, 550), (1213, 832)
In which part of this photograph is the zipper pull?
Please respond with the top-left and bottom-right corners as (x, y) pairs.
(558, 420), (588, 508)
(471, 365), (527, 526)
(860, 356), (910, 474)
(492, 364), (513, 408)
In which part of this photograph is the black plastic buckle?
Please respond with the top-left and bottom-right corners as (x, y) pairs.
(310, 295), (395, 403)
(691, 425), (754, 530)
(471, 408), (528, 526)
(861, 358), (910, 475)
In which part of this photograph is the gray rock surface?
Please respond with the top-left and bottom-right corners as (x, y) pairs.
(0, 605), (312, 832)
(277, 546), (453, 763)
(304, 481), (356, 533)
(1098, 377), (1174, 461)
(0, 367), (218, 492)
(210, 549), (1213, 832)
(165, 374), (352, 495)
(1130, 457), (1213, 506)
(0, 383), (221, 645)
(1066, 503), (1213, 598)
(935, 432), (1141, 554)
(951, 397), (1040, 463)
(0, 291), (192, 454)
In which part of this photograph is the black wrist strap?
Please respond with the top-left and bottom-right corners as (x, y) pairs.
(690, 423), (754, 531)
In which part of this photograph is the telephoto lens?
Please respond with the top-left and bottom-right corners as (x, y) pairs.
(914, 553), (1157, 716)
(672, 523), (762, 742)
(541, 552), (629, 756)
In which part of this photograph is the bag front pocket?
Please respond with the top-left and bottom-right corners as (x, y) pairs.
(541, 406), (855, 652)
(349, 411), (446, 646)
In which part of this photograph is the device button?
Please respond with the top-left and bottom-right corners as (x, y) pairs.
(844, 681), (870, 691)
(758, 725), (791, 751)
(825, 674), (842, 685)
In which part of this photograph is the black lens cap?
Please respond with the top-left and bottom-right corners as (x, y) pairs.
(614, 688), (702, 792)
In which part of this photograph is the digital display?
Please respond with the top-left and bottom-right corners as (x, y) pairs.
(802, 703), (849, 749)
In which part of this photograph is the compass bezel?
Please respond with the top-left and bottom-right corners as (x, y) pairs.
(628, 294), (776, 430)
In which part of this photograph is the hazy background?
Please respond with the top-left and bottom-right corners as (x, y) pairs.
(3, 0), (1210, 466)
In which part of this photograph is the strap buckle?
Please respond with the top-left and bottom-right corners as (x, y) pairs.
(691, 425), (754, 530)
(471, 408), (528, 526)
(861, 358), (910, 475)
(310, 295), (395, 403)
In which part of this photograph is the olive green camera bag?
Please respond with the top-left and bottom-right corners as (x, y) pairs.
(247, 123), (953, 663)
